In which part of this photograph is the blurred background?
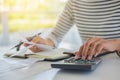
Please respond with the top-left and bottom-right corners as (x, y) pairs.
(0, 0), (67, 32)
(0, 0), (67, 46)
(0, 0), (82, 52)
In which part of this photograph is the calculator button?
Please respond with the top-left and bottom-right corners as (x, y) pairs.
(51, 57), (102, 71)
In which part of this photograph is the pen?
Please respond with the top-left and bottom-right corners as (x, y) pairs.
(11, 32), (42, 51)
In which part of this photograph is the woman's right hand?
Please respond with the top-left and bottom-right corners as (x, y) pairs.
(24, 35), (55, 53)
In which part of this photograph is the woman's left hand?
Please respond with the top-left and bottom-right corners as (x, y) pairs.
(75, 37), (120, 60)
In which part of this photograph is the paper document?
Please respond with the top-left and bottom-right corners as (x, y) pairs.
(20, 32), (54, 51)
(0, 58), (44, 74)
(24, 41), (54, 51)
(4, 48), (73, 61)
(0, 59), (52, 80)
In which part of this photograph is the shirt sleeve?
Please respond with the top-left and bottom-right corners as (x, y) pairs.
(46, 0), (74, 47)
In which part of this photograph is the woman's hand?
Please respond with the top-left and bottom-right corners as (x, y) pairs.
(75, 37), (120, 60)
(24, 35), (55, 53)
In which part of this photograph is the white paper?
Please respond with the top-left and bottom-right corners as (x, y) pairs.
(0, 58), (44, 74)
(10, 45), (33, 57)
(24, 41), (54, 51)
(19, 32), (54, 51)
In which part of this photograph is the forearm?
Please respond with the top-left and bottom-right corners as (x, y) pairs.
(46, 0), (74, 47)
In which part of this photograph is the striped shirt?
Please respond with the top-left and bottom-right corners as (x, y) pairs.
(47, 0), (120, 47)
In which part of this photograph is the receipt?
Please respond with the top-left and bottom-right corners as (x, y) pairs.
(24, 42), (54, 51)
(20, 33), (54, 51)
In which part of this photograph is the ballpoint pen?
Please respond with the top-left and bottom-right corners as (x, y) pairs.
(11, 32), (42, 51)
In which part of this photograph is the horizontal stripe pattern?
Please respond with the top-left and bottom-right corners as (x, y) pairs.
(48, 0), (120, 45)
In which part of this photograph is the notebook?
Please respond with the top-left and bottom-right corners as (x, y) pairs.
(4, 48), (74, 61)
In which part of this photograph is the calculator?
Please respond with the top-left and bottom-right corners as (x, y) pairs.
(51, 57), (102, 71)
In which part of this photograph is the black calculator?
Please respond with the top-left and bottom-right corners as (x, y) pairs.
(51, 57), (102, 71)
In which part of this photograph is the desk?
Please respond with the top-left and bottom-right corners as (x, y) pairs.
(0, 50), (120, 80)
(0, 28), (120, 80)
(23, 53), (120, 80)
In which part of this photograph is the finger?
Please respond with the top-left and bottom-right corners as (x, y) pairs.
(31, 35), (45, 44)
(24, 43), (30, 47)
(75, 45), (83, 59)
(25, 36), (40, 49)
(81, 38), (91, 60)
(31, 35), (41, 43)
(26, 37), (33, 41)
(87, 39), (103, 60)
(100, 49), (107, 54)
(74, 51), (79, 55)
(74, 51), (79, 59)
(29, 46), (42, 53)
(94, 44), (104, 57)
(82, 37), (101, 60)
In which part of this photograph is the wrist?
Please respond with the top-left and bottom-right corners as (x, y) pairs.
(114, 39), (120, 51)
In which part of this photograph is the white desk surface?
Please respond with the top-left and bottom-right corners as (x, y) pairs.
(0, 28), (120, 80)
(0, 49), (120, 80)
(24, 53), (120, 80)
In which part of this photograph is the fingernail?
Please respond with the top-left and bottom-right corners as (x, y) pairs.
(82, 56), (85, 60)
(95, 53), (98, 57)
(75, 55), (79, 59)
(88, 56), (91, 60)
